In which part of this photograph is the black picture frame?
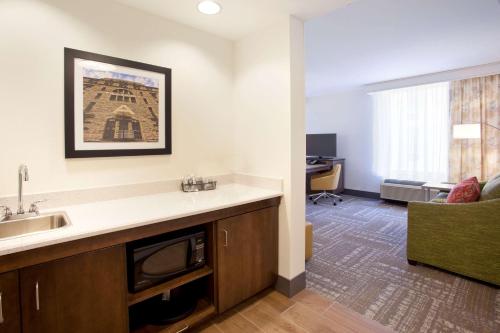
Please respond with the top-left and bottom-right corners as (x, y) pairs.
(64, 48), (172, 158)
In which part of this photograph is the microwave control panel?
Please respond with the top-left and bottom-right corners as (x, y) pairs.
(193, 237), (205, 264)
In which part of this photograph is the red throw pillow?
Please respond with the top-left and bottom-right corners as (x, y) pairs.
(447, 177), (481, 203)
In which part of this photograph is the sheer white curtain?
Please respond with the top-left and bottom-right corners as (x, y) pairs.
(372, 82), (450, 183)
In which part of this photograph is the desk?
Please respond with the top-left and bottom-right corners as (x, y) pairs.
(422, 182), (455, 201)
(306, 164), (331, 174)
(306, 157), (345, 194)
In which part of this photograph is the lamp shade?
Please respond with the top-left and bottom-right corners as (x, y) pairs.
(453, 124), (481, 139)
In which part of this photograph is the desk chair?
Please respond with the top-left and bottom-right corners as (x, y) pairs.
(309, 164), (343, 205)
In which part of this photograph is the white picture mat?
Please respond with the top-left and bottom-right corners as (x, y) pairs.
(74, 58), (166, 151)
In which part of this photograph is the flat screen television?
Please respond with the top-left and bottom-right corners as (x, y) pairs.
(306, 134), (337, 158)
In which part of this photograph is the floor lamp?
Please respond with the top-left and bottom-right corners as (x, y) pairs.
(452, 124), (481, 139)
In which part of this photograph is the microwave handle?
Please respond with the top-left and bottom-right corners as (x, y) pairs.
(187, 238), (194, 265)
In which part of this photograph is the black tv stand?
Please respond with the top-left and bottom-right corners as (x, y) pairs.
(306, 156), (336, 161)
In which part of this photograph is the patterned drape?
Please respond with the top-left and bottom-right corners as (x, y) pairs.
(449, 74), (500, 182)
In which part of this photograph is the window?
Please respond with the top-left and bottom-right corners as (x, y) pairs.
(371, 82), (450, 182)
(103, 118), (142, 141)
(109, 89), (135, 102)
(83, 102), (96, 113)
(148, 106), (158, 123)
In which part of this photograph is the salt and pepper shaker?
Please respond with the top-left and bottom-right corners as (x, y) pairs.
(181, 175), (217, 192)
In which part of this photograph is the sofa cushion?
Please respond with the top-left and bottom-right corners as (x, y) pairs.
(479, 181), (487, 191)
(447, 177), (481, 203)
(480, 173), (500, 201)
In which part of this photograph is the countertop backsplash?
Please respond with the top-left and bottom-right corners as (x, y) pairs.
(0, 173), (282, 210)
(0, 182), (282, 256)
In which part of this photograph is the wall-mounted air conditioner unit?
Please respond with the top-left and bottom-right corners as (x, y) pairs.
(380, 179), (437, 202)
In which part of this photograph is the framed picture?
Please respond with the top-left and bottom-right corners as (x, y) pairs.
(64, 48), (171, 158)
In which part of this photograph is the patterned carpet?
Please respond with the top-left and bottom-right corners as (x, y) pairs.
(305, 195), (500, 333)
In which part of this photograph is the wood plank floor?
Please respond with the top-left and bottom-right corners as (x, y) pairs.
(193, 289), (395, 333)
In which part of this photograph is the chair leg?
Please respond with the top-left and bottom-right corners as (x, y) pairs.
(308, 193), (322, 201)
(312, 192), (328, 205)
(308, 193), (321, 200)
(322, 191), (336, 206)
(326, 193), (343, 203)
(311, 191), (341, 206)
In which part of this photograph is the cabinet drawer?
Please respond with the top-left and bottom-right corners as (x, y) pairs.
(0, 270), (21, 333)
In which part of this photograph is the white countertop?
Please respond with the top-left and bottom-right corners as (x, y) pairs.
(0, 184), (281, 257)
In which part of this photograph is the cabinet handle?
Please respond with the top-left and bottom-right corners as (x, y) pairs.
(0, 292), (4, 324)
(176, 324), (189, 333)
(223, 229), (228, 247)
(35, 282), (40, 311)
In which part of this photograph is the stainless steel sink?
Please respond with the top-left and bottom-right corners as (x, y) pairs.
(0, 212), (71, 240)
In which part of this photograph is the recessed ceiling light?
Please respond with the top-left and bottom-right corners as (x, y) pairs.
(198, 1), (221, 15)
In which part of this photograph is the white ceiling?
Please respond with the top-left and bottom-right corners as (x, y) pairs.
(306, 0), (500, 97)
(113, 0), (354, 40)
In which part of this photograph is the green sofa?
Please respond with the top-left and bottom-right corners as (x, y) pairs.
(407, 178), (500, 286)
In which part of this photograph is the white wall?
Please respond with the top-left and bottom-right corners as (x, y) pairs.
(288, 17), (306, 281)
(307, 63), (500, 193)
(0, 0), (306, 281)
(0, 0), (234, 197)
(306, 90), (381, 193)
(233, 17), (305, 280)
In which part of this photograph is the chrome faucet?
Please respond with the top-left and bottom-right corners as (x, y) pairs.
(17, 164), (29, 214)
(0, 165), (45, 222)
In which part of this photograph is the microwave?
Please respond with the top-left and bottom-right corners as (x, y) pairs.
(127, 228), (206, 292)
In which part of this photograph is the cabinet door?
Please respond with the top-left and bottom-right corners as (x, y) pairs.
(217, 207), (278, 313)
(20, 245), (128, 333)
(0, 271), (21, 333)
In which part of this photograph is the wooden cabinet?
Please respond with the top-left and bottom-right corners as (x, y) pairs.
(216, 207), (278, 312)
(0, 198), (281, 332)
(0, 271), (21, 333)
(20, 245), (128, 333)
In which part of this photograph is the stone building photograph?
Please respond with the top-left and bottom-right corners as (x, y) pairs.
(82, 71), (160, 143)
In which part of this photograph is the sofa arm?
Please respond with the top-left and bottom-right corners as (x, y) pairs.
(407, 199), (500, 285)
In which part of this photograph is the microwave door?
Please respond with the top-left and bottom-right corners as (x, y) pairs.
(139, 240), (189, 278)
